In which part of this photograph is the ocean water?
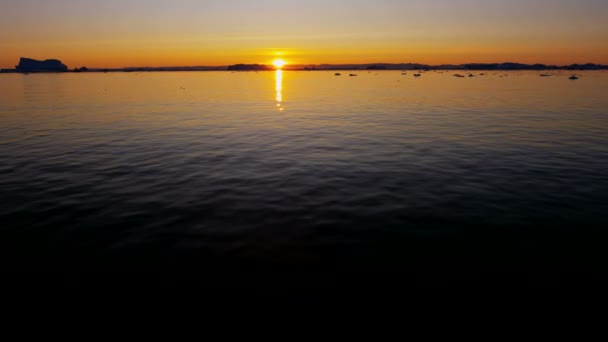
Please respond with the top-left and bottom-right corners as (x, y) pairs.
(1, 70), (607, 274)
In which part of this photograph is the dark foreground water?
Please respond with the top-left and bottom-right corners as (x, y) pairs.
(1, 71), (607, 287)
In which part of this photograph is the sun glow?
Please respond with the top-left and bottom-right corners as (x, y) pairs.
(272, 59), (286, 69)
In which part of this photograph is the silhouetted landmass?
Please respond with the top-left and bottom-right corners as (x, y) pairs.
(15, 57), (68, 72)
(297, 63), (434, 71)
(564, 63), (606, 70)
(120, 66), (225, 72)
(227, 64), (272, 71)
(462, 63), (543, 70)
(290, 62), (608, 71)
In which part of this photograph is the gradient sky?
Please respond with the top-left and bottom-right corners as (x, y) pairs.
(1, 0), (607, 68)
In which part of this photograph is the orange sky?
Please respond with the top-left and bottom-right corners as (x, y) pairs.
(1, 0), (607, 68)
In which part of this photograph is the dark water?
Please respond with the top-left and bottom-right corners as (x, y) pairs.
(1, 71), (607, 283)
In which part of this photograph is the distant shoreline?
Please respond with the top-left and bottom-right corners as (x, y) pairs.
(2, 62), (607, 74)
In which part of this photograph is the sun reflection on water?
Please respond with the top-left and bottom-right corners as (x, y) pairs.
(275, 69), (283, 111)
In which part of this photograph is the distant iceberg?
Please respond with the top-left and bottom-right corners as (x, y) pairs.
(16, 57), (68, 72)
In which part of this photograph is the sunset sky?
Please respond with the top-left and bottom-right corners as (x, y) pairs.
(1, 0), (607, 68)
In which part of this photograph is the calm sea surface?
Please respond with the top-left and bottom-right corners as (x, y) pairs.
(1, 71), (608, 271)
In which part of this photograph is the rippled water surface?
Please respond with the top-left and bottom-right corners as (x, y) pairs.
(1, 71), (608, 268)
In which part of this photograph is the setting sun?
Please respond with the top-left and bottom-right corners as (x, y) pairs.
(272, 59), (286, 69)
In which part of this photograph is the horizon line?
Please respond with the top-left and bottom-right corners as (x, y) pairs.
(3, 60), (608, 71)
(63, 61), (608, 68)
(0, 57), (608, 72)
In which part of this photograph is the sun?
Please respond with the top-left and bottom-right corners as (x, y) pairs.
(272, 59), (286, 69)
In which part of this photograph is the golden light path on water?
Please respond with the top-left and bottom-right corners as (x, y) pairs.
(275, 69), (283, 111)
